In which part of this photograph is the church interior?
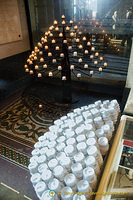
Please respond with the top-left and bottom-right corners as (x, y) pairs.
(0, 0), (133, 199)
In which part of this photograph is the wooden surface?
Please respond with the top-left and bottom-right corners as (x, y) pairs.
(0, 0), (22, 44)
(124, 88), (133, 115)
(95, 115), (127, 200)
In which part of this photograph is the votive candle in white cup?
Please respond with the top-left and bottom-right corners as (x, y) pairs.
(77, 180), (91, 198)
(84, 156), (100, 176)
(73, 194), (87, 200)
(61, 186), (73, 200)
(77, 142), (87, 155)
(64, 145), (76, 157)
(98, 137), (109, 155)
(46, 148), (56, 160)
(64, 173), (77, 191)
(57, 136), (66, 143)
(28, 161), (38, 174)
(76, 134), (86, 143)
(53, 165), (66, 181)
(74, 152), (85, 167)
(31, 149), (40, 156)
(56, 142), (66, 152)
(83, 167), (97, 190)
(42, 169), (53, 183)
(95, 128), (105, 139)
(71, 163), (83, 179)
(38, 163), (48, 174)
(73, 51), (77, 56)
(37, 155), (46, 164)
(35, 181), (47, 198)
(56, 152), (66, 162)
(48, 178), (62, 192)
(48, 158), (58, 170)
(87, 145), (103, 168)
(66, 137), (76, 146)
(31, 173), (41, 186)
(60, 157), (71, 170)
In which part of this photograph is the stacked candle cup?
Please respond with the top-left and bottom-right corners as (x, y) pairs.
(28, 99), (120, 200)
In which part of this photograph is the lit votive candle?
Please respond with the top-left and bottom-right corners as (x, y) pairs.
(70, 32), (74, 37)
(79, 31), (82, 35)
(87, 41), (91, 46)
(55, 26), (59, 31)
(59, 32), (63, 37)
(40, 58), (44, 62)
(24, 64), (28, 68)
(85, 50), (88, 54)
(70, 20), (73, 24)
(54, 20), (58, 25)
(44, 38), (47, 42)
(43, 64), (47, 68)
(30, 70), (34, 74)
(84, 64), (88, 69)
(79, 44), (83, 49)
(38, 73), (42, 78)
(66, 26), (70, 31)
(83, 36), (86, 41)
(68, 46), (72, 50)
(99, 67), (103, 72)
(56, 46), (60, 50)
(49, 33), (53, 37)
(34, 46), (38, 50)
(74, 25), (78, 30)
(78, 58), (82, 63)
(63, 40), (67, 44)
(70, 65), (74, 70)
(60, 53), (64, 57)
(45, 45), (48, 50)
(45, 32), (48, 36)
(62, 20), (65, 25)
(76, 38), (80, 43)
(52, 39), (56, 44)
(49, 72), (53, 77)
(38, 42), (42, 48)
(39, 51), (43, 55)
(25, 68), (29, 72)
(90, 70), (94, 75)
(48, 52), (52, 57)
(52, 59), (56, 63)
(62, 76), (66, 80)
(77, 73), (81, 78)
(90, 55), (94, 59)
(58, 66), (62, 70)
(91, 46), (95, 51)
(95, 52), (99, 56)
(94, 60), (98, 65)
(73, 51), (77, 56)
(41, 37), (45, 42)
(100, 56), (103, 61)
(35, 65), (39, 70)
(62, 15), (65, 19)
(104, 62), (107, 67)
(29, 61), (33, 65)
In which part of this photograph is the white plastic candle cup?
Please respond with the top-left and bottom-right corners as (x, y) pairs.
(34, 141), (42, 149)
(73, 108), (81, 115)
(31, 149), (40, 156)
(28, 161), (38, 174)
(31, 173), (41, 186)
(64, 173), (77, 191)
(86, 138), (98, 147)
(87, 145), (103, 168)
(48, 141), (57, 149)
(95, 129), (105, 139)
(84, 124), (94, 133)
(65, 129), (75, 139)
(48, 158), (58, 170)
(60, 157), (71, 170)
(38, 135), (47, 142)
(60, 116), (67, 121)
(54, 119), (63, 126)
(48, 178), (61, 192)
(84, 156), (100, 176)
(53, 165), (66, 181)
(77, 142), (87, 155)
(30, 156), (38, 163)
(75, 126), (85, 135)
(61, 187), (73, 200)
(64, 145), (76, 157)
(74, 152), (85, 167)
(77, 180), (91, 198)
(57, 136), (66, 143)
(71, 163), (83, 179)
(102, 124), (112, 141)
(56, 142), (66, 152)
(49, 125), (59, 133)
(41, 140), (49, 148)
(90, 108), (101, 118)
(66, 137), (76, 146)
(83, 167), (97, 189)
(82, 111), (92, 120)
(35, 181), (47, 198)
(38, 163), (48, 174)
(37, 155), (46, 164)
(106, 120), (114, 132)
(98, 137), (109, 155)
(56, 152), (66, 162)
(86, 131), (96, 140)
(76, 134), (86, 143)
(40, 147), (48, 155)
(42, 169), (53, 183)
(73, 194), (87, 200)
(75, 116), (84, 126)
(46, 148), (56, 160)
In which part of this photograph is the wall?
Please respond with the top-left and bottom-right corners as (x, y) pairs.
(0, 0), (30, 59)
(126, 38), (133, 88)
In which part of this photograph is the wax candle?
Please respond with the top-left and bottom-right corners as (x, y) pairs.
(94, 60), (98, 65)
(83, 36), (86, 40)
(70, 20), (73, 24)
(48, 52), (52, 56)
(62, 76), (66, 80)
(66, 26), (70, 31)
(85, 50), (88, 54)
(78, 58), (82, 62)
(55, 26), (59, 31)
(104, 62), (107, 67)
(77, 73), (81, 78)
(60, 53), (64, 57)
(91, 46), (95, 51)
(84, 64), (88, 69)
(62, 15), (65, 19)
(76, 38), (80, 42)
(99, 67), (103, 72)
(29, 61), (33, 65)
(43, 64), (47, 68)
(70, 32), (74, 37)
(49, 72), (53, 77)
(25, 68), (29, 72)
(54, 20), (58, 25)
(95, 52), (99, 56)
(49, 33), (53, 37)
(38, 42), (42, 48)
(35, 65), (39, 70)
(90, 70), (94, 75)
(52, 59), (56, 63)
(59, 32), (63, 37)
(87, 41), (91, 46)
(62, 20), (65, 25)
(55, 46), (60, 50)
(58, 66), (62, 70)
(73, 51), (77, 56)
(39, 51), (43, 55)
(74, 25), (78, 30)
(90, 55), (94, 59)
(24, 64), (28, 68)
(40, 58), (44, 62)
(79, 44), (83, 49)
(68, 46), (72, 50)
(100, 56), (103, 61)
(45, 45), (48, 50)
(63, 40), (67, 43)
(52, 39), (56, 43)
(38, 73), (42, 77)
(70, 65), (74, 70)
(30, 70), (34, 74)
